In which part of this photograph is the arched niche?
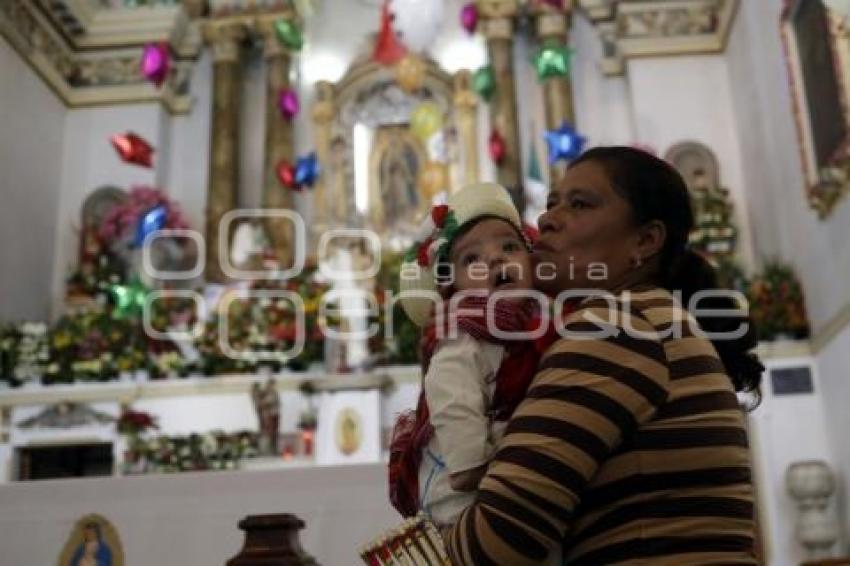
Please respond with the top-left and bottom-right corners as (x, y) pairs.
(664, 141), (720, 192)
(311, 52), (478, 252)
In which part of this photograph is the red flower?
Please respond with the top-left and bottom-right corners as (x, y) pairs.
(431, 205), (449, 228)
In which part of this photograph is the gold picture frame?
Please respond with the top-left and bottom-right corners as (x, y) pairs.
(781, 0), (850, 218)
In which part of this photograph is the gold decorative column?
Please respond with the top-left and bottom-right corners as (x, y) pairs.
(478, 0), (523, 213)
(311, 81), (336, 252)
(535, 4), (575, 183)
(203, 22), (245, 282)
(258, 16), (296, 269)
(453, 70), (480, 187)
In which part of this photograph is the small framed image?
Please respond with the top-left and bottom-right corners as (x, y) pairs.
(58, 513), (124, 566)
(781, 0), (850, 217)
(315, 390), (381, 465)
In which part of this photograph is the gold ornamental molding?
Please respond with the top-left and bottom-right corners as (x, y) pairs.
(578, 0), (740, 76)
(0, 0), (200, 114)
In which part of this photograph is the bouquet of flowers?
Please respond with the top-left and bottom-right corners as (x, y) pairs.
(746, 262), (810, 341)
(0, 322), (49, 387)
(124, 430), (259, 474)
(195, 265), (330, 375)
(117, 406), (159, 436)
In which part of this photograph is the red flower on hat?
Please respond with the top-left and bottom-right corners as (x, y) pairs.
(417, 236), (434, 267)
(431, 204), (449, 228)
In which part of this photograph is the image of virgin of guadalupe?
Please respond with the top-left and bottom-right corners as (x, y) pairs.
(59, 514), (123, 566)
(71, 522), (112, 566)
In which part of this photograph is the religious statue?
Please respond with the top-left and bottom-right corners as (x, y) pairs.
(251, 378), (280, 456)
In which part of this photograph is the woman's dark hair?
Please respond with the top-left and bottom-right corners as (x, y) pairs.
(569, 146), (763, 401)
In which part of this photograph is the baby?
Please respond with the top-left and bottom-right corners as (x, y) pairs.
(389, 183), (554, 526)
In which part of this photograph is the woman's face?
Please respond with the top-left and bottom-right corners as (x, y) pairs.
(532, 160), (640, 295)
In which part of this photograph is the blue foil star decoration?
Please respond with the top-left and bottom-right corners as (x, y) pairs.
(132, 204), (167, 248)
(544, 122), (586, 165)
(294, 152), (320, 187)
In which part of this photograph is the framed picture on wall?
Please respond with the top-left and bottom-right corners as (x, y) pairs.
(781, 0), (850, 217)
(315, 389), (381, 466)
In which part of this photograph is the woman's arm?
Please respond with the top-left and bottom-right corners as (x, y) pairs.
(444, 301), (671, 565)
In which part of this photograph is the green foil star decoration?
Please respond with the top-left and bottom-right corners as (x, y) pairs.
(274, 19), (304, 51)
(534, 42), (572, 80)
(110, 278), (149, 320)
(472, 65), (496, 102)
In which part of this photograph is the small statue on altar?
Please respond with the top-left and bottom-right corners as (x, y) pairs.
(251, 378), (280, 456)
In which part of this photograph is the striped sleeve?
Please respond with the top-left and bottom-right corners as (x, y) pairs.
(445, 300), (671, 565)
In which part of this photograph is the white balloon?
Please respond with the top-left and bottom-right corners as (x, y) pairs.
(389, 0), (446, 53)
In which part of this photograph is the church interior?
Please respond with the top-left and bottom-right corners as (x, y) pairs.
(2, 0), (850, 564)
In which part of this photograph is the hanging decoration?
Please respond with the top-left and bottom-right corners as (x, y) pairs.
(277, 88), (300, 120)
(389, 0), (446, 53)
(140, 42), (170, 88)
(294, 152), (320, 187)
(534, 42), (572, 80)
(539, 0), (564, 8)
(110, 278), (149, 320)
(276, 160), (297, 190)
(409, 102), (443, 142)
(418, 162), (449, 200)
(132, 204), (168, 248)
(373, 0), (407, 65)
(489, 130), (507, 165)
(472, 65), (496, 102)
(394, 53), (426, 93)
(460, 2), (478, 35)
(110, 133), (154, 168)
(274, 19), (304, 51)
(544, 121), (585, 164)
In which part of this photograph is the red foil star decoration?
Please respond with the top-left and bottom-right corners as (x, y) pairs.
(110, 132), (154, 168)
(431, 204), (449, 227)
(276, 159), (297, 190)
(489, 129), (507, 165)
(373, 0), (407, 65)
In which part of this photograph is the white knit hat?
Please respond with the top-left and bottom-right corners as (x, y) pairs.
(398, 182), (522, 326)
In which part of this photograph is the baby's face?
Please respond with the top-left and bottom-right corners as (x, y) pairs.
(448, 218), (532, 294)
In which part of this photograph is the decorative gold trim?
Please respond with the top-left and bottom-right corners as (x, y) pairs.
(0, 0), (195, 115)
(582, 0), (739, 77)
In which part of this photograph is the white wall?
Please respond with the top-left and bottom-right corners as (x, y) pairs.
(814, 325), (850, 549)
(626, 54), (756, 269)
(748, 356), (840, 565)
(0, 463), (399, 566)
(0, 38), (66, 322)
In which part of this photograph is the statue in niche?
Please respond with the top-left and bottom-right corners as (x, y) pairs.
(252, 378), (280, 456)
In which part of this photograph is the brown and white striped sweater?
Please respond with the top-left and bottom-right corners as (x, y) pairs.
(445, 286), (756, 565)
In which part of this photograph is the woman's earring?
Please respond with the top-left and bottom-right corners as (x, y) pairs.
(632, 255), (643, 269)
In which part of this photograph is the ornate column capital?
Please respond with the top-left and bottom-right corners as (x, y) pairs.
(203, 21), (247, 63)
(255, 14), (298, 59)
(476, 0), (518, 39)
